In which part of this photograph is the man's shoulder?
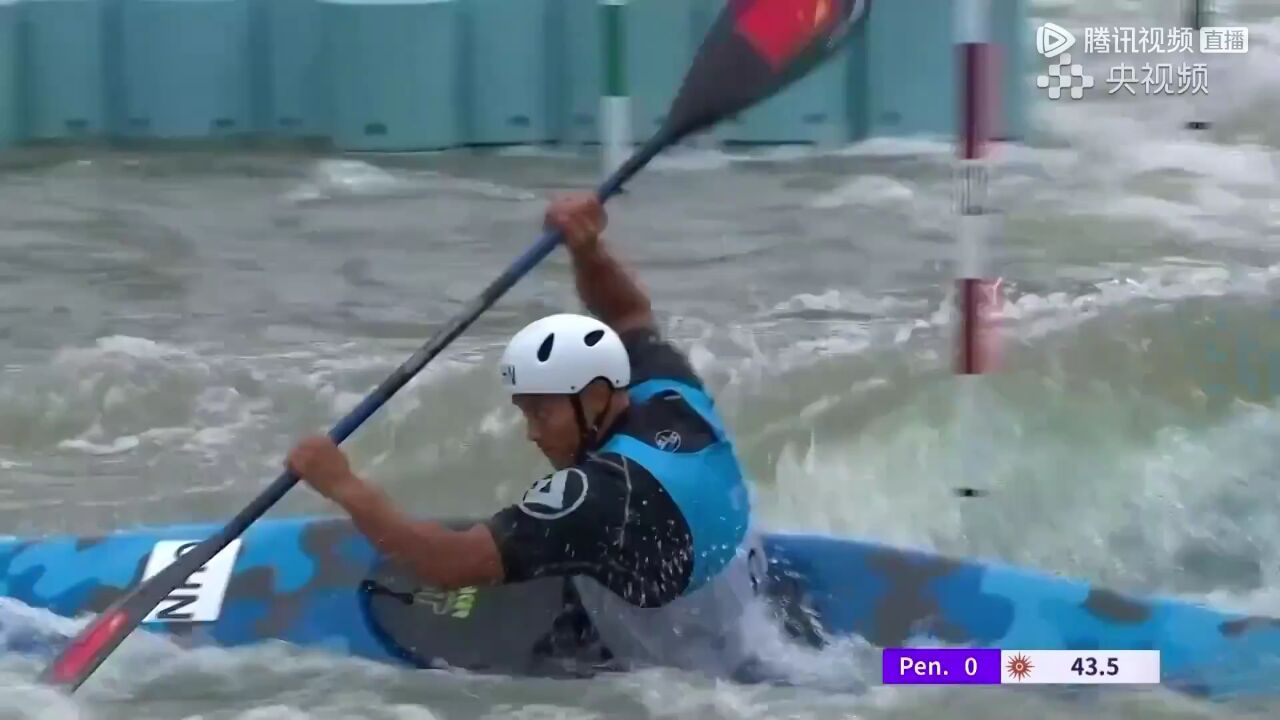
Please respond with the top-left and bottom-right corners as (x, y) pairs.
(573, 451), (658, 484)
(619, 326), (704, 390)
(613, 391), (718, 455)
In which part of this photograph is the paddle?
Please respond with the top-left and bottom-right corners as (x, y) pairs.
(41, 0), (871, 691)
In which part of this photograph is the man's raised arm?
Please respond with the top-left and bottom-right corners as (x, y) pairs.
(546, 193), (654, 334)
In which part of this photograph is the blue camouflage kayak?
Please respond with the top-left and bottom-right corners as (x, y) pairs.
(2, 515), (1278, 698)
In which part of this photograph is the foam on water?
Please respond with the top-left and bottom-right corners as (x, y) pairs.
(0, 329), (513, 536)
(647, 146), (739, 173)
(283, 160), (538, 205)
(805, 176), (917, 210)
(830, 136), (955, 159)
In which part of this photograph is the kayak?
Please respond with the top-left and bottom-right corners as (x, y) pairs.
(2, 515), (1278, 698)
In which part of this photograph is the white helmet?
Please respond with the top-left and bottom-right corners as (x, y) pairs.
(499, 313), (630, 395)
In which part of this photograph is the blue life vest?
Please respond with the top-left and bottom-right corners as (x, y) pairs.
(598, 379), (751, 593)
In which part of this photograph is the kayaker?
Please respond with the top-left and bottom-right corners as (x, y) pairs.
(286, 192), (764, 677)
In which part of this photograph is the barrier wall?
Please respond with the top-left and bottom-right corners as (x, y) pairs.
(0, 0), (19, 147)
(22, 0), (108, 139)
(865, 0), (1028, 142)
(0, 0), (1031, 152)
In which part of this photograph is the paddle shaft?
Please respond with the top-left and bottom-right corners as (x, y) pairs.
(40, 128), (674, 691)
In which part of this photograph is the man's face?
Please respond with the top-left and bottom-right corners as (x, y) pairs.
(512, 394), (580, 469)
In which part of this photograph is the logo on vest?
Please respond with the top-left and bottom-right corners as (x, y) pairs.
(654, 429), (682, 451)
(518, 467), (588, 520)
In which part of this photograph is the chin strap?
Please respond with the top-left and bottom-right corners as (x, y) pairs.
(570, 388), (615, 465)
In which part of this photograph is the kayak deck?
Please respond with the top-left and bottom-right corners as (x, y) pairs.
(765, 534), (1280, 698)
(2, 515), (1278, 698)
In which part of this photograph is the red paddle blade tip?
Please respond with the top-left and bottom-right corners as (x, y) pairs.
(43, 609), (129, 687)
(734, 0), (846, 69)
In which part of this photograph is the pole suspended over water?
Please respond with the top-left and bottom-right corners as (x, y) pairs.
(952, 0), (1000, 499)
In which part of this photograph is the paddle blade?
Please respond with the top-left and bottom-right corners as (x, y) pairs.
(37, 528), (238, 690)
(664, 0), (870, 139)
(40, 609), (130, 687)
(37, 473), (285, 692)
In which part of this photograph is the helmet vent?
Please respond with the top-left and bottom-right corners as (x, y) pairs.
(584, 329), (605, 347)
(537, 333), (555, 362)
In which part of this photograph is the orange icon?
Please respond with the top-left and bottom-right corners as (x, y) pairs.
(1006, 653), (1034, 681)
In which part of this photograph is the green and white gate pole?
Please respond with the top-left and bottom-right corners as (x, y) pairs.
(600, 0), (631, 177)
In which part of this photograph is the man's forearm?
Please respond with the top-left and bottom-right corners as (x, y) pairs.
(570, 239), (653, 332)
(334, 479), (500, 589)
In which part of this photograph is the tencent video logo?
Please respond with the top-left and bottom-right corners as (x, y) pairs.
(1035, 22), (1093, 100)
(1036, 22), (1075, 58)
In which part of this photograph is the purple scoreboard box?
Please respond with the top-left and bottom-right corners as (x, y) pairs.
(882, 648), (1002, 685)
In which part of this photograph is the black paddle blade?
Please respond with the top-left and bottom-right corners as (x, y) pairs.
(665, 0), (870, 139)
